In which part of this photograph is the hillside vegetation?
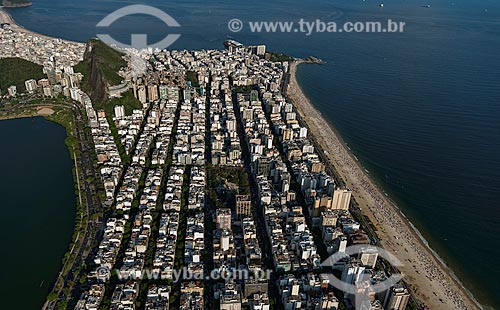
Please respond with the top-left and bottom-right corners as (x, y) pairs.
(268, 51), (295, 63)
(74, 39), (125, 91)
(0, 58), (45, 95)
(74, 39), (140, 114)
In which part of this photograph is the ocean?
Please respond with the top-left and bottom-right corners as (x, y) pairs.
(0, 117), (76, 309)
(5, 0), (500, 308)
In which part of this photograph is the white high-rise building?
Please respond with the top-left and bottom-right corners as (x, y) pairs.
(7, 86), (17, 97)
(64, 66), (74, 74)
(359, 247), (379, 269)
(256, 45), (266, 56)
(331, 188), (352, 211)
(221, 233), (230, 252)
(137, 85), (147, 103)
(114, 105), (125, 119)
(25, 79), (38, 93)
(43, 87), (53, 97)
(383, 286), (410, 310)
(299, 127), (308, 138)
(70, 87), (81, 102)
(337, 236), (347, 253)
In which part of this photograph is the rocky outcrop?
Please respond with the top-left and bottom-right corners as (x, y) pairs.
(76, 39), (128, 104)
(304, 56), (326, 64)
(81, 41), (110, 104)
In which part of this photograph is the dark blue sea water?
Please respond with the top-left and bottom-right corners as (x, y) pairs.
(0, 117), (76, 310)
(6, 0), (500, 308)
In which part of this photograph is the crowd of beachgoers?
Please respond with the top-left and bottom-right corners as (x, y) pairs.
(287, 61), (479, 310)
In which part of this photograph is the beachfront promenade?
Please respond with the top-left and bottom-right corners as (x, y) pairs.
(287, 61), (480, 310)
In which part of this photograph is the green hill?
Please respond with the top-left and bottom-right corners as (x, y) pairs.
(74, 39), (140, 113)
(74, 39), (126, 94)
(0, 58), (45, 95)
(75, 39), (130, 102)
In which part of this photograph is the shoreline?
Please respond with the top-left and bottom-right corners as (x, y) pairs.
(288, 60), (483, 310)
(0, 114), (77, 310)
(0, 8), (83, 44)
(0, 7), (47, 37)
(0, 99), (98, 309)
(0, 3), (485, 308)
(0, 105), (83, 309)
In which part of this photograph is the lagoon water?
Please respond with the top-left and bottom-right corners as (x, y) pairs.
(5, 0), (500, 308)
(0, 117), (76, 309)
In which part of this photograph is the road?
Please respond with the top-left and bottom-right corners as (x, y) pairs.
(0, 100), (107, 310)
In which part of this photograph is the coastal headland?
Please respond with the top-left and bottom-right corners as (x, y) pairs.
(287, 60), (481, 310)
(0, 4), (485, 310)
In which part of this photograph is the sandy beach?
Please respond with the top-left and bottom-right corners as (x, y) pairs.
(287, 60), (481, 310)
(0, 7), (41, 35)
(0, 3), (483, 308)
(0, 8), (81, 43)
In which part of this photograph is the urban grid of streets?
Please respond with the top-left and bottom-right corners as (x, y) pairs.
(1, 19), (414, 310)
(72, 44), (413, 310)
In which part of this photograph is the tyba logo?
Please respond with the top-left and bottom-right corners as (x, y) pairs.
(321, 245), (404, 309)
(96, 5), (181, 50)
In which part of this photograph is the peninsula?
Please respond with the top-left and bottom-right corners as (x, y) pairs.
(0, 8), (483, 310)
